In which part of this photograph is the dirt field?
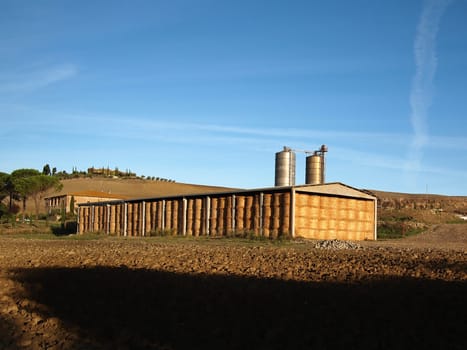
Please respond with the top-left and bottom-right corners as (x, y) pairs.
(0, 225), (466, 349)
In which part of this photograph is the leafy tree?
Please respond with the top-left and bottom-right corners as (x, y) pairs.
(27, 175), (63, 218)
(2, 175), (19, 211)
(0, 172), (9, 202)
(43, 164), (51, 176)
(52, 167), (57, 176)
(10, 169), (41, 213)
(0, 202), (8, 220)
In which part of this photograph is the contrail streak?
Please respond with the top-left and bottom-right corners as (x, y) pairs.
(408, 0), (450, 171)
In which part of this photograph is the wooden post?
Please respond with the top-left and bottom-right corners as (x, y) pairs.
(281, 193), (290, 235)
(205, 197), (211, 235)
(290, 189), (295, 238)
(182, 198), (187, 236)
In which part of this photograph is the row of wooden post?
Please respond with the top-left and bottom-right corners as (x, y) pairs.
(78, 191), (292, 238)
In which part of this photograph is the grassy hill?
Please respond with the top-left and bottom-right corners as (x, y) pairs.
(55, 178), (237, 198)
(20, 178), (238, 215)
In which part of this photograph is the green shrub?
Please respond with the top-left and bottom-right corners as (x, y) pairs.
(377, 221), (425, 239)
(149, 228), (176, 237)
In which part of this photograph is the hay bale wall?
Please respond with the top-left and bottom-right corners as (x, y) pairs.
(294, 193), (375, 240)
(77, 186), (376, 240)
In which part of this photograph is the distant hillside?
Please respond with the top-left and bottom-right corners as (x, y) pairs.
(12, 178), (467, 224)
(55, 178), (237, 198)
(24, 178), (238, 215)
(365, 189), (467, 225)
(367, 189), (467, 212)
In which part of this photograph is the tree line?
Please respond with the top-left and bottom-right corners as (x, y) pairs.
(0, 167), (62, 221)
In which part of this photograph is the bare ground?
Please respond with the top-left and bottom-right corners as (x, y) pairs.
(0, 225), (466, 349)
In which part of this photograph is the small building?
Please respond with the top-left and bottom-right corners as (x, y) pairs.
(77, 183), (377, 240)
(45, 191), (127, 214)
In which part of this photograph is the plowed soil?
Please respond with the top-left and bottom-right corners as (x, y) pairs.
(1, 225), (466, 349)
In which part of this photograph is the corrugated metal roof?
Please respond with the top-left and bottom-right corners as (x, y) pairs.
(294, 182), (376, 200)
(77, 182), (375, 206)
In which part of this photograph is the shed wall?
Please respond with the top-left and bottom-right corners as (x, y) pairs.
(77, 186), (376, 240)
(294, 192), (375, 240)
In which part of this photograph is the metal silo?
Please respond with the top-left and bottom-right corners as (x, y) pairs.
(275, 147), (296, 186)
(305, 145), (328, 185)
(305, 154), (323, 184)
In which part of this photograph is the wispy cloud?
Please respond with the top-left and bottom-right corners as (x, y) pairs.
(408, 0), (450, 171)
(0, 63), (77, 93)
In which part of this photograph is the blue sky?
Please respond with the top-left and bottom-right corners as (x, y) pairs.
(1, 0), (466, 195)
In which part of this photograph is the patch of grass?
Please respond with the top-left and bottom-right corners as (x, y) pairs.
(0, 232), (106, 240)
(377, 221), (425, 239)
(148, 228), (177, 237)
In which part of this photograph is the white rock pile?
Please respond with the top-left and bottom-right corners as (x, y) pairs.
(313, 239), (362, 250)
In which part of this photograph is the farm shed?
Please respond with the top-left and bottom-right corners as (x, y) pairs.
(45, 191), (127, 214)
(77, 183), (377, 240)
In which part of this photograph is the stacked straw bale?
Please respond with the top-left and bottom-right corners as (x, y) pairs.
(78, 185), (376, 241)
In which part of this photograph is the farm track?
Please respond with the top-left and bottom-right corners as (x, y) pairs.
(0, 226), (466, 349)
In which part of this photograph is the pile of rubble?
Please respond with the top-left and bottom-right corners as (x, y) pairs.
(313, 239), (362, 250)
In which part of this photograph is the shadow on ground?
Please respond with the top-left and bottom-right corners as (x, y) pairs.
(50, 221), (78, 236)
(6, 267), (467, 349)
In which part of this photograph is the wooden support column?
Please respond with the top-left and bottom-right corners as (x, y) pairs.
(205, 197), (211, 235)
(123, 203), (128, 237)
(290, 188), (296, 238)
(231, 195), (236, 234)
(182, 198), (187, 236)
(106, 204), (111, 234)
